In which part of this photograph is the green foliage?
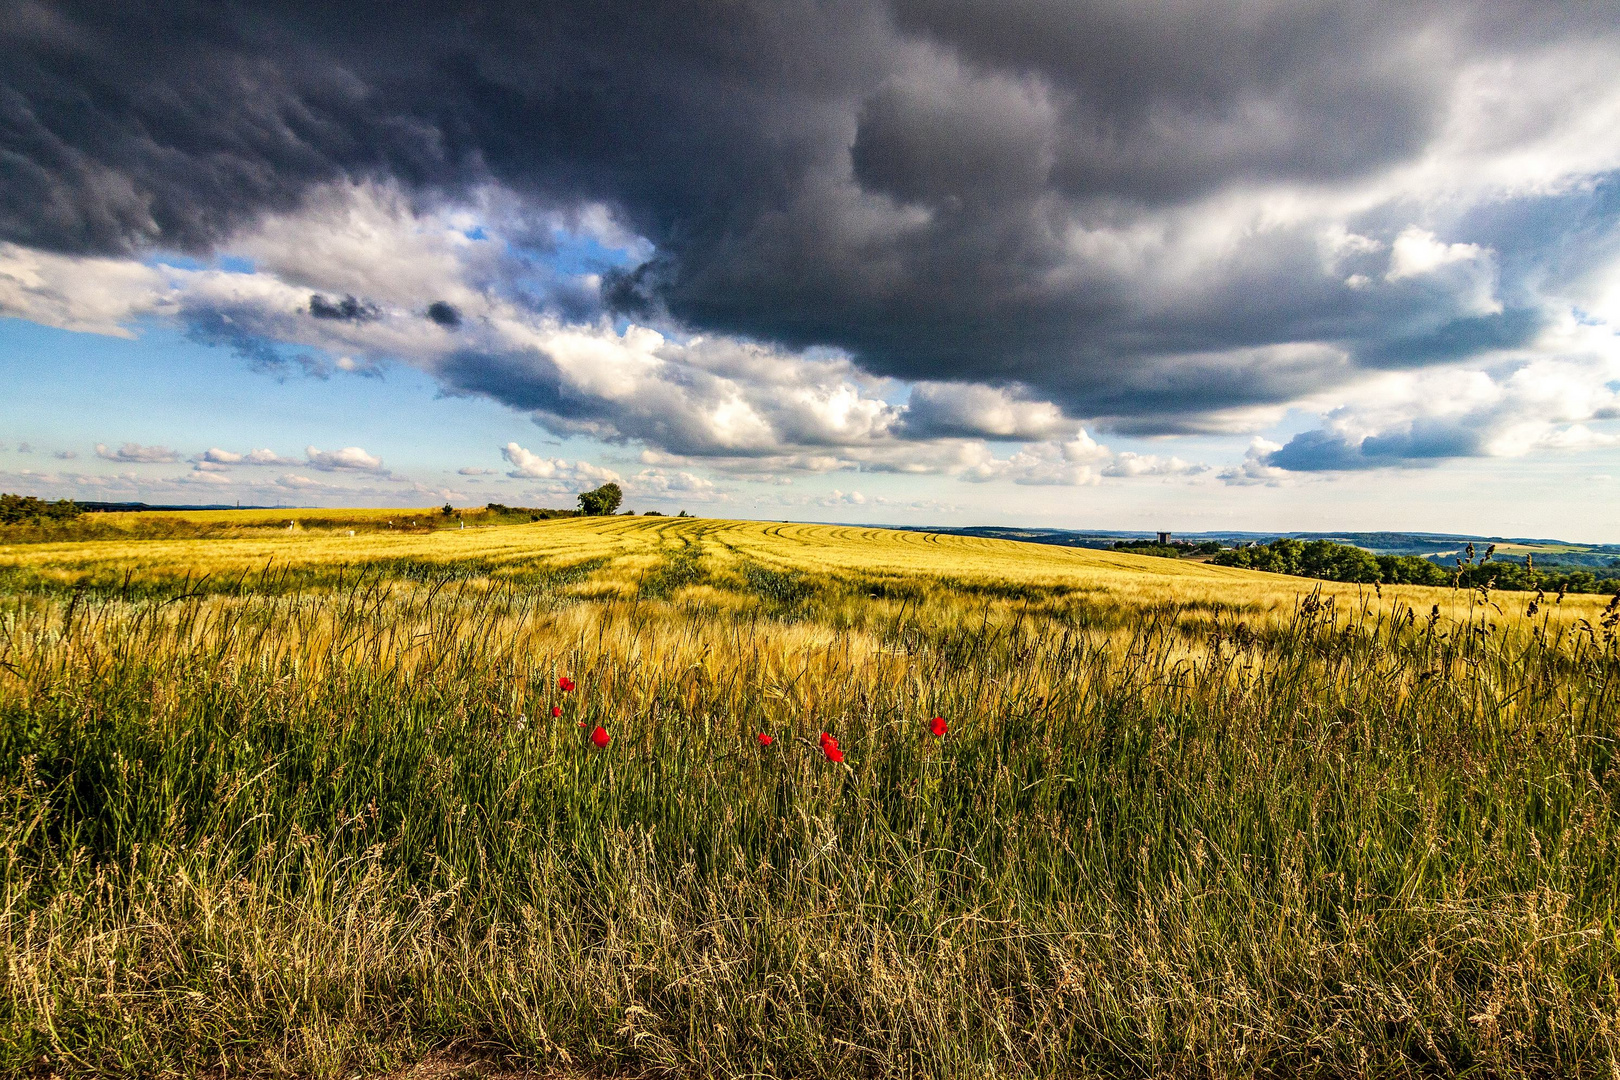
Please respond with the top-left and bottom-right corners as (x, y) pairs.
(1215, 537), (1619, 594)
(1110, 542), (1184, 558)
(1376, 553), (1451, 585)
(1110, 540), (1224, 559)
(637, 540), (707, 599)
(1450, 559), (1619, 595)
(738, 560), (816, 615)
(484, 502), (569, 523)
(577, 482), (623, 516)
(0, 493), (81, 525)
(1213, 538), (1380, 582)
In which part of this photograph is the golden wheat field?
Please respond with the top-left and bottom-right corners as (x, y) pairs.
(2, 512), (1617, 1079)
(3, 511), (1609, 628)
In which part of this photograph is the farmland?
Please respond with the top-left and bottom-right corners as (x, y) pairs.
(2, 514), (1618, 1078)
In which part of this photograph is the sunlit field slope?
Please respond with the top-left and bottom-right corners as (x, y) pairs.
(2, 515), (1618, 1078)
(4, 513), (1614, 625)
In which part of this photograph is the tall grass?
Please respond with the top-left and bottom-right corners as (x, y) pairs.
(1, 530), (1617, 1077)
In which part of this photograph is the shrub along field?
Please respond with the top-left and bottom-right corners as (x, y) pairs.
(1, 515), (1618, 1078)
(1213, 537), (1620, 595)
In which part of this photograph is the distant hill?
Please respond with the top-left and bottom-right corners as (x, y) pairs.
(77, 501), (289, 512)
(908, 526), (1620, 569)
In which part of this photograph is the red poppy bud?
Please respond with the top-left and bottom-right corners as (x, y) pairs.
(929, 716), (948, 737)
(552, 705), (563, 718)
(558, 676), (575, 692)
(822, 742), (844, 763)
(590, 725), (610, 748)
(756, 732), (773, 746)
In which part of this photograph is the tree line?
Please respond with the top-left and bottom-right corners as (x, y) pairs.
(1212, 537), (1619, 594)
(0, 494), (82, 525)
(1110, 539), (1224, 558)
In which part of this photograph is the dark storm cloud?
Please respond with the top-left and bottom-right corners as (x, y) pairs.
(185, 307), (287, 371)
(4, 0), (1620, 439)
(1263, 423), (1484, 472)
(425, 300), (461, 327)
(308, 293), (379, 321)
(187, 306), (334, 380)
(0, 2), (453, 254)
(888, 1), (1444, 200)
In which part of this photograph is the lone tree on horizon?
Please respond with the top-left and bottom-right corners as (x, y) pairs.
(578, 482), (622, 516)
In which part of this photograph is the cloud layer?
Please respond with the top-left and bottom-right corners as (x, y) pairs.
(2, 1), (1619, 485)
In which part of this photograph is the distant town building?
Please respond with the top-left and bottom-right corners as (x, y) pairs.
(1157, 531), (1173, 544)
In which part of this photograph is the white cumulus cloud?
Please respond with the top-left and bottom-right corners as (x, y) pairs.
(95, 442), (179, 463)
(304, 446), (388, 473)
(501, 442), (620, 486)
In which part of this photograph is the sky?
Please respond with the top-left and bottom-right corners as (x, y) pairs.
(1, 2), (1618, 538)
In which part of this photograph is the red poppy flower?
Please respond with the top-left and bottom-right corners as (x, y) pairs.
(822, 741), (844, 763)
(756, 732), (774, 746)
(558, 676), (575, 692)
(552, 705), (563, 718)
(590, 725), (610, 748)
(929, 716), (948, 737)
(819, 731), (837, 749)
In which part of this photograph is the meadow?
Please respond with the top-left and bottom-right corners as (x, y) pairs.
(1, 513), (1617, 1078)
